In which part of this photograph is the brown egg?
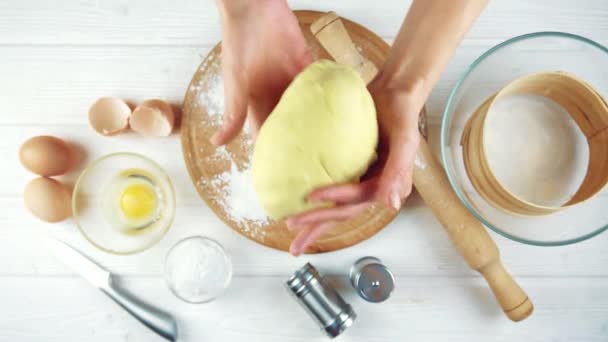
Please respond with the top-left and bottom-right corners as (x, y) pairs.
(19, 136), (74, 176)
(24, 177), (72, 223)
(130, 99), (175, 137)
(89, 97), (131, 136)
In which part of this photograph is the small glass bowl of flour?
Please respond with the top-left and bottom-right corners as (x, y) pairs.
(165, 236), (233, 303)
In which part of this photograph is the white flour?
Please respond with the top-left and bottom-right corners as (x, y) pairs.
(414, 154), (427, 170)
(194, 56), (270, 234)
(198, 161), (269, 229)
(199, 73), (225, 119)
(192, 48), (373, 233)
(484, 94), (589, 206)
(165, 237), (232, 303)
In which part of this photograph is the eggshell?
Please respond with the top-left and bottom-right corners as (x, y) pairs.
(24, 177), (72, 223)
(130, 99), (175, 137)
(89, 97), (131, 136)
(19, 136), (74, 176)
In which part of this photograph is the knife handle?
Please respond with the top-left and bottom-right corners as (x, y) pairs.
(102, 278), (178, 341)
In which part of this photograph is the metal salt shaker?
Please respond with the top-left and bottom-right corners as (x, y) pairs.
(286, 263), (356, 338)
(349, 257), (395, 303)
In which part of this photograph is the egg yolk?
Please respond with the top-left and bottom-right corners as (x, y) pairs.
(119, 184), (157, 219)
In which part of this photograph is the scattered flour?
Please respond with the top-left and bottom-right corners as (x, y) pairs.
(191, 52), (269, 235)
(199, 73), (225, 119)
(193, 71), (268, 233)
(195, 137), (268, 234)
(208, 163), (268, 223)
(204, 145), (231, 162)
(189, 44), (390, 238)
(414, 154), (427, 170)
(198, 158), (270, 234)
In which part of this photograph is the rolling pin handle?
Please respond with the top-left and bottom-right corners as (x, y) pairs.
(478, 260), (534, 321)
(310, 10), (533, 322)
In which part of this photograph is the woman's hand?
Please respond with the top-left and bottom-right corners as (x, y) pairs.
(286, 76), (426, 256)
(284, 0), (488, 256)
(212, 0), (312, 145)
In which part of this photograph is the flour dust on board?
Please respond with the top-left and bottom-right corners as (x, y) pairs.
(192, 52), (270, 238)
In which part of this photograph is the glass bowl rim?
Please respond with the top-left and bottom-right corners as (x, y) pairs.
(164, 235), (233, 304)
(440, 31), (608, 246)
(72, 152), (176, 255)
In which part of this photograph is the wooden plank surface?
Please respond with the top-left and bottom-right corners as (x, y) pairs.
(0, 277), (607, 342)
(0, 0), (606, 45)
(2, 0), (608, 341)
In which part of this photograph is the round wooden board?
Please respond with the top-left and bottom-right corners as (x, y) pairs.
(181, 10), (397, 253)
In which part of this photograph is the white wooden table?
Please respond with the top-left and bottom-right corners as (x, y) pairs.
(2, 1), (607, 341)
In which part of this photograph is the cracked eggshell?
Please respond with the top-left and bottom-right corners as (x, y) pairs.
(88, 97), (131, 136)
(130, 99), (175, 137)
(24, 177), (72, 223)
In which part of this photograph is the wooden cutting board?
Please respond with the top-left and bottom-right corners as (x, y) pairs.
(181, 10), (398, 253)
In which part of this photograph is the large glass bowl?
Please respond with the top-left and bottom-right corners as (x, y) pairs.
(73, 152), (176, 254)
(441, 32), (608, 246)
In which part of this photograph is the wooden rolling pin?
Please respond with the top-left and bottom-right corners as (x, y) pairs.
(311, 12), (533, 321)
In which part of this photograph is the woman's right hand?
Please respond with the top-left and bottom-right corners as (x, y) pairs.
(213, 0), (312, 145)
(286, 75), (425, 256)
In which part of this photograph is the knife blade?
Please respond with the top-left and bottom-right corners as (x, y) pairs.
(48, 238), (110, 289)
(47, 238), (178, 341)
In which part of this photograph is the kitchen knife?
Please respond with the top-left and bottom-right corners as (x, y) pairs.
(48, 238), (178, 341)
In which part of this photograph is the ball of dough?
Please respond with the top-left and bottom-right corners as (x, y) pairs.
(252, 60), (378, 219)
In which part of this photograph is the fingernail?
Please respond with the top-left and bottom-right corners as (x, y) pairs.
(210, 132), (222, 146)
(390, 190), (401, 211)
(289, 245), (302, 256)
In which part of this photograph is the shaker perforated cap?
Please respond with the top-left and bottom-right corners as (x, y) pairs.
(349, 257), (395, 303)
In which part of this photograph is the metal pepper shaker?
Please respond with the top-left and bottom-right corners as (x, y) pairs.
(286, 263), (356, 338)
(349, 257), (395, 303)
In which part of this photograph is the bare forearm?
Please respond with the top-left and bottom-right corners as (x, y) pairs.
(217, 0), (247, 16)
(378, 0), (488, 97)
(217, 0), (284, 18)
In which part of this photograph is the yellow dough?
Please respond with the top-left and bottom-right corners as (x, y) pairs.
(252, 60), (378, 219)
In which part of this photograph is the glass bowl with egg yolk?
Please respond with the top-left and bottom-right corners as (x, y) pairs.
(73, 153), (175, 254)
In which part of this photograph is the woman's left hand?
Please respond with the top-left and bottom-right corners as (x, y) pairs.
(286, 76), (426, 256)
